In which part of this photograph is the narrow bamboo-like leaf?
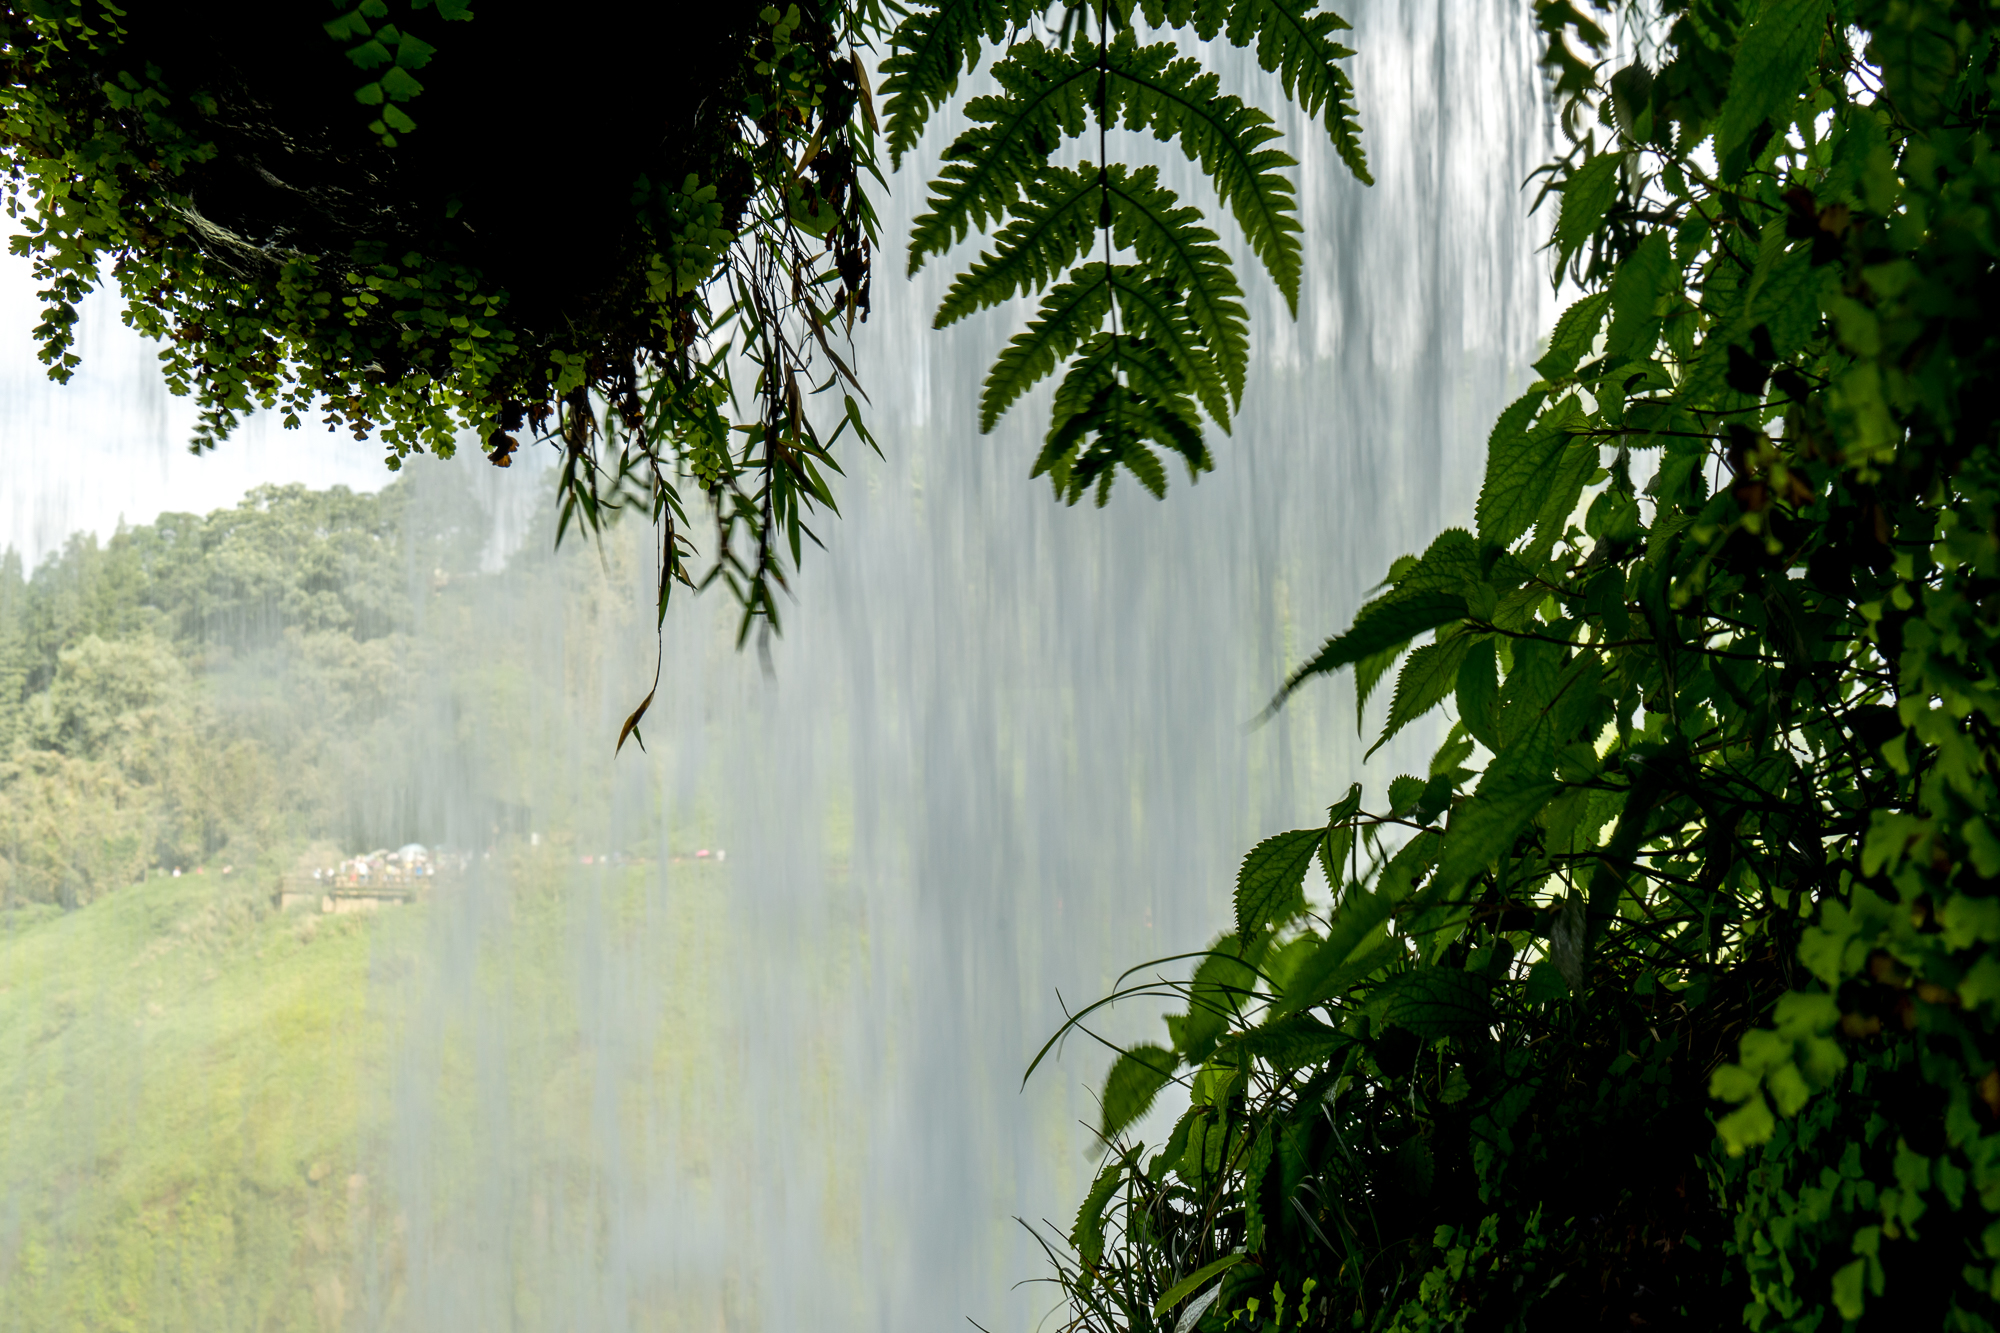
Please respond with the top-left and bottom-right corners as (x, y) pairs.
(1152, 1252), (1249, 1318)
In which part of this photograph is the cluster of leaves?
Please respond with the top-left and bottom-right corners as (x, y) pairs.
(882, 0), (1369, 504)
(0, 482), (435, 901)
(4, 0), (1375, 673)
(1040, 1), (2000, 1328)
(0, 0), (876, 645)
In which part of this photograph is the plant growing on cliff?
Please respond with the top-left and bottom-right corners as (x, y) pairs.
(2, 0), (1369, 649)
(1043, 1), (2000, 1327)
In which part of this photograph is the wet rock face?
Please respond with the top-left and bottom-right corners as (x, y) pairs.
(108, 1), (765, 333)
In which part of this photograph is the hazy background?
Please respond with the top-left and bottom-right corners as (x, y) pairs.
(0, 2), (1555, 1328)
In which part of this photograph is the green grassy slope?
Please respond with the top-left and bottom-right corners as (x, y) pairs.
(0, 848), (824, 1333)
(0, 871), (395, 1332)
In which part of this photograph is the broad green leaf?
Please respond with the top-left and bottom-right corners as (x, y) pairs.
(1432, 743), (1559, 895)
(1279, 592), (1467, 706)
(1603, 231), (1674, 360)
(1369, 631), (1476, 757)
(1386, 774), (1427, 813)
(1353, 641), (1402, 733)
(1318, 781), (1363, 887)
(1479, 394), (1583, 547)
(1555, 152), (1621, 261)
(1456, 639), (1500, 749)
(1235, 828), (1324, 936)
(1532, 293), (1609, 381)
(1396, 527), (1483, 594)
(1533, 434), (1600, 540)
(1101, 1043), (1177, 1138)
(1714, 0), (1832, 174)
(1183, 944), (1260, 1064)
(1374, 967), (1493, 1039)
(1226, 1011), (1347, 1067)
(1523, 959), (1569, 1003)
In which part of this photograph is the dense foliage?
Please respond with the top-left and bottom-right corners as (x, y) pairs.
(1, 0), (877, 638)
(0, 477), (511, 905)
(2, 0), (1368, 645)
(1042, 1), (2000, 1329)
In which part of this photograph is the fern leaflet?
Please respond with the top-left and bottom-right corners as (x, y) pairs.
(879, 0), (1050, 168)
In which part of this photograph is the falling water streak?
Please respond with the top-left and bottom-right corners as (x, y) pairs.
(0, 2), (1553, 1329)
(363, 3), (1555, 1331)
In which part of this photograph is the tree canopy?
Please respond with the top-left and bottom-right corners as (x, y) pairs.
(1, 0), (1368, 643)
(1041, 1), (2000, 1329)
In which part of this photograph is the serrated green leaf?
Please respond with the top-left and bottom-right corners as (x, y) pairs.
(1070, 1154), (1126, 1265)
(1476, 391), (1570, 547)
(1279, 592), (1466, 708)
(1603, 231), (1674, 360)
(1225, 1011), (1348, 1067)
(1102, 1043), (1177, 1139)
(1556, 152), (1621, 262)
(1236, 828), (1324, 936)
(1432, 740), (1560, 895)
(1183, 942), (1260, 1064)
(1533, 293), (1610, 380)
(1714, 0), (1832, 174)
(1456, 639), (1500, 749)
(1374, 967), (1492, 1038)
(1533, 433), (1599, 539)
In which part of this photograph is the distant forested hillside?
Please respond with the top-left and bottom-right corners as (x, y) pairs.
(0, 471), (595, 909)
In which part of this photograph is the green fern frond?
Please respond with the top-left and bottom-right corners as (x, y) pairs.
(1137, 0), (1370, 182)
(934, 166), (1102, 328)
(908, 36), (1099, 276)
(1107, 266), (1230, 426)
(1038, 334), (1209, 505)
(980, 261), (1116, 431)
(1103, 164), (1248, 412)
(879, 0), (1049, 169)
(1100, 31), (1305, 311)
(937, 163), (1248, 415)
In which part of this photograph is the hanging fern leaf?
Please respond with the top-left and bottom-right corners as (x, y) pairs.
(879, 0), (1051, 169)
(980, 262), (1118, 431)
(1040, 335), (1209, 504)
(908, 36), (1099, 274)
(1106, 265), (1231, 426)
(934, 165), (1105, 328)
(1101, 31), (1304, 311)
(1103, 164), (1249, 413)
(893, 0), (1368, 506)
(938, 164), (1249, 417)
(1138, 0), (1371, 181)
